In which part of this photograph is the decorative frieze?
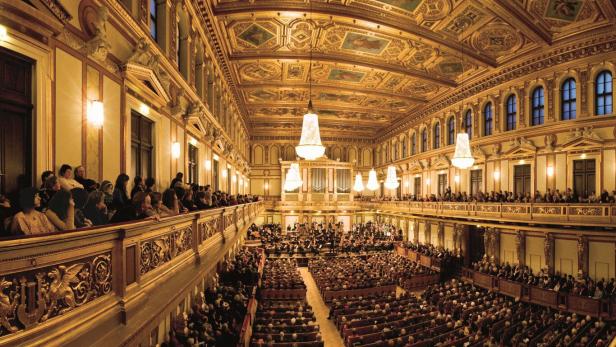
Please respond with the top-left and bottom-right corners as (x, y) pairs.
(140, 226), (193, 275)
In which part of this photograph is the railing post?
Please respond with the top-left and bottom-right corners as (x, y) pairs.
(192, 213), (200, 256)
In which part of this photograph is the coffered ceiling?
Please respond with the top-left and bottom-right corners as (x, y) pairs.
(200, 0), (615, 138)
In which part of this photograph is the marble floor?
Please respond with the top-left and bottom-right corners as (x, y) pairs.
(298, 268), (345, 347)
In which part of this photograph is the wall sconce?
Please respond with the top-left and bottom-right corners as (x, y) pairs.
(232, 175), (237, 183)
(454, 174), (460, 183)
(426, 178), (431, 185)
(87, 100), (104, 128)
(404, 181), (409, 188)
(519, 159), (525, 164)
(547, 165), (554, 177)
(264, 182), (269, 190)
(139, 103), (150, 115)
(581, 153), (587, 159)
(493, 170), (500, 180)
(245, 181), (249, 187)
(222, 169), (228, 178)
(205, 160), (211, 170)
(0, 25), (8, 41)
(189, 137), (198, 146)
(171, 142), (181, 159)
(213, 154), (219, 161)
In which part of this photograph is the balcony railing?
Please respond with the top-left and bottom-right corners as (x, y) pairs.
(0, 201), (264, 346)
(359, 201), (616, 227)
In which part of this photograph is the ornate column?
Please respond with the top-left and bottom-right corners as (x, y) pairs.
(425, 222), (431, 245)
(577, 235), (588, 278)
(412, 219), (419, 244)
(437, 222), (445, 248)
(579, 69), (589, 118)
(493, 94), (501, 134)
(546, 77), (555, 122)
(169, 1), (178, 64)
(515, 230), (525, 266)
(544, 233), (554, 274)
(518, 86), (527, 128)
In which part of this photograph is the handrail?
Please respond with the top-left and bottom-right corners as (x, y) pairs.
(0, 201), (264, 346)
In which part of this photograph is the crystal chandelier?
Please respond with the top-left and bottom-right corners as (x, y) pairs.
(366, 168), (379, 191)
(384, 165), (400, 190)
(452, 131), (474, 169)
(353, 172), (364, 192)
(295, 1), (324, 161)
(283, 163), (303, 191)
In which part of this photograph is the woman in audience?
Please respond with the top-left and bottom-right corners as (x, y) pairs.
(100, 180), (114, 207)
(40, 170), (54, 189)
(144, 177), (155, 194)
(182, 188), (197, 211)
(162, 188), (181, 215)
(112, 173), (130, 210)
(130, 176), (144, 199)
(71, 188), (93, 228)
(10, 187), (55, 235)
(39, 175), (61, 211)
(174, 187), (189, 213)
(195, 191), (209, 210)
(84, 191), (109, 226)
(57, 164), (84, 191)
(150, 192), (175, 217)
(110, 191), (152, 223)
(45, 189), (75, 231)
(170, 172), (184, 189)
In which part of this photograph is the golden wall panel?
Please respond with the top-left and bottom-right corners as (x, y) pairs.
(500, 233), (517, 265)
(555, 239), (578, 276)
(604, 149), (616, 192)
(525, 236), (544, 273)
(589, 241), (615, 280)
(55, 48), (82, 169)
(86, 65), (100, 180)
(102, 76), (121, 181)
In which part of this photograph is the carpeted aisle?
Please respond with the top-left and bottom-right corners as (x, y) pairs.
(298, 267), (345, 347)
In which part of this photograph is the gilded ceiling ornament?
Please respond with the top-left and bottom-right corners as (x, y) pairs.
(472, 23), (522, 56)
(288, 19), (316, 51)
(418, 0), (452, 21)
(239, 62), (282, 81)
(235, 22), (278, 49)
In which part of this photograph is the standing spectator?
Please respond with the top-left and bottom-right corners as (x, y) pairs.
(57, 164), (84, 191)
(170, 172), (184, 189)
(130, 176), (144, 199)
(45, 189), (76, 231)
(112, 174), (130, 210)
(10, 187), (55, 235)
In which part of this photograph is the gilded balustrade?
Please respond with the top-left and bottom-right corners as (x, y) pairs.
(0, 202), (263, 346)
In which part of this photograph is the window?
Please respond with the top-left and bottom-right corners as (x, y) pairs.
(561, 78), (576, 120)
(433, 123), (440, 149)
(464, 110), (472, 139)
(212, 159), (219, 191)
(596, 71), (613, 115)
(131, 111), (153, 180)
(175, 18), (181, 66)
(513, 164), (531, 197)
(421, 129), (427, 152)
(188, 144), (198, 185)
(437, 174), (447, 197)
(447, 117), (455, 145)
(149, 0), (158, 40)
(532, 87), (544, 125)
(411, 133), (416, 155)
(573, 159), (596, 199)
(393, 143), (398, 161)
(506, 95), (516, 131)
(470, 169), (482, 197)
(414, 177), (421, 197)
(402, 139), (407, 158)
(483, 103), (493, 136)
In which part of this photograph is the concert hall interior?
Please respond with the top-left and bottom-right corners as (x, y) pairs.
(1, 0), (616, 346)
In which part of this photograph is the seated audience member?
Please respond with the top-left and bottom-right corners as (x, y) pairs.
(162, 189), (182, 215)
(150, 192), (175, 217)
(39, 175), (61, 211)
(130, 176), (145, 199)
(57, 164), (84, 191)
(84, 191), (109, 226)
(40, 170), (54, 189)
(10, 187), (55, 235)
(45, 189), (76, 231)
(182, 188), (197, 211)
(112, 173), (130, 210)
(174, 187), (190, 213)
(194, 191), (209, 210)
(144, 177), (156, 194)
(71, 188), (93, 228)
(100, 180), (114, 208)
(170, 172), (184, 189)
(74, 165), (98, 191)
(110, 191), (152, 223)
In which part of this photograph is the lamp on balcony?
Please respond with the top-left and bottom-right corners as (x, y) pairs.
(283, 163), (302, 192)
(353, 172), (364, 192)
(366, 168), (379, 191)
(452, 131), (474, 169)
(384, 165), (399, 190)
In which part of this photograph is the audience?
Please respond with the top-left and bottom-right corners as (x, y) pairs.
(45, 189), (75, 231)
(10, 187), (55, 235)
(57, 164), (84, 191)
(112, 173), (131, 210)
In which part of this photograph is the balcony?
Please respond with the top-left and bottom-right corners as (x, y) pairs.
(358, 201), (616, 227)
(0, 202), (264, 346)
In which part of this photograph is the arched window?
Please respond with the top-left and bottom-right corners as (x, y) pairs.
(506, 95), (516, 131)
(561, 78), (576, 120)
(532, 86), (544, 125)
(149, 0), (158, 40)
(447, 117), (455, 145)
(411, 133), (416, 155)
(596, 71), (613, 115)
(483, 103), (493, 136)
(393, 143), (398, 161)
(433, 123), (440, 149)
(464, 110), (472, 139)
(421, 129), (428, 152)
(401, 138), (407, 158)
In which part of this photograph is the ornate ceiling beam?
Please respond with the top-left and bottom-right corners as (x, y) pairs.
(228, 53), (456, 88)
(238, 83), (429, 104)
(483, 0), (552, 45)
(246, 103), (408, 117)
(212, 1), (498, 68)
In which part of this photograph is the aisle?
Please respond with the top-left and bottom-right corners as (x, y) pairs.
(298, 268), (345, 347)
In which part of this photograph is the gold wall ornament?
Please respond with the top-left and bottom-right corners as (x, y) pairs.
(0, 254), (111, 336)
(140, 227), (193, 275)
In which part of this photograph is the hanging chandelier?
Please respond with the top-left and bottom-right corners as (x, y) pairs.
(366, 168), (379, 191)
(452, 131), (474, 169)
(283, 163), (303, 191)
(295, 1), (324, 161)
(353, 172), (364, 192)
(384, 165), (400, 190)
